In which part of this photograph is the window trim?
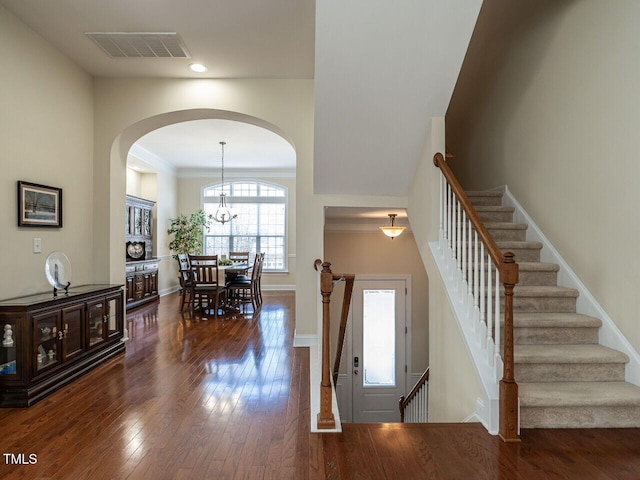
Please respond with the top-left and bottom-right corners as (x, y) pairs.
(201, 179), (288, 272)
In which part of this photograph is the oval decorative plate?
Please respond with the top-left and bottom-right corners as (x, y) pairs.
(45, 252), (72, 289)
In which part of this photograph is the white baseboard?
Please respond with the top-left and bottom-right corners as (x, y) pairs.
(293, 333), (317, 347)
(159, 286), (180, 297)
(262, 284), (296, 291)
(497, 185), (640, 386)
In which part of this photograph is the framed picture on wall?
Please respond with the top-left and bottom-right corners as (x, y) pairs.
(17, 181), (63, 228)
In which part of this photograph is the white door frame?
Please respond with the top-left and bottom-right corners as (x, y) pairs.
(336, 274), (412, 423)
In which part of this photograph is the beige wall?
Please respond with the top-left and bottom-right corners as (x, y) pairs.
(324, 231), (429, 373)
(91, 79), (318, 335)
(408, 117), (484, 422)
(447, 1), (640, 353)
(0, 6), (94, 298)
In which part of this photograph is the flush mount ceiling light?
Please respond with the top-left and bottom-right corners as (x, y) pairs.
(379, 214), (406, 239)
(209, 142), (237, 225)
(189, 63), (207, 73)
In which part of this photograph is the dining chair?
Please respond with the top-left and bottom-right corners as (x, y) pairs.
(187, 255), (227, 317)
(228, 251), (250, 264)
(255, 252), (265, 307)
(177, 253), (193, 311)
(226, 252), (264, 313)
(226, 251), (251, 283)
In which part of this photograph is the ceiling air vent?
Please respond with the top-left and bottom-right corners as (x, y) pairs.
(85, 32), (189, 58)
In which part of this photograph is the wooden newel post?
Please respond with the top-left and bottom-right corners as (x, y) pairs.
(499, 252), (520, 442)
(317, 261), (336, 429)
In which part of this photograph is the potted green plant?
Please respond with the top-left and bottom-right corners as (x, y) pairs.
(167, 209), (209, 258)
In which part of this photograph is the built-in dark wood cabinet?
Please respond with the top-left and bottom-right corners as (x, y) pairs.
(125, 195), (160, 310)
(0, 285), (125, 407)
(125, 259), (159, 310)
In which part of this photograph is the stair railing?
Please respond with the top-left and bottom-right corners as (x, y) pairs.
(314, 259), (355, 429)
(399, 367), (429, 422)
(433, 153), (520, 442)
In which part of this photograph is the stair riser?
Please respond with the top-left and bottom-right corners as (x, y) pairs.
(501, 247), (540, 262)
(521, 405), (640, 429)
(487, 228), (527, 242)
(502, 296), (577, 313)
(468, 196), (503, 207)
(476, 211), (514, 223)
(515, 363), (625, 383)
(468, 269), (558, 286)
(515, 327), (598, 345)
(518, 270), (558, 286)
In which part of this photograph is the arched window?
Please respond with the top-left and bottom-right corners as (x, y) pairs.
(202, 180), (287, 271)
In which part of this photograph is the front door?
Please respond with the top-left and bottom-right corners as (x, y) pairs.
(352, 278), (407, 423)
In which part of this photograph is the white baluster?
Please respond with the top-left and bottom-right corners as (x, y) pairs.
(494, 267), (501, 369)
(467, 218), (474, 316)
(461, 210), (467, 305)
(479, 243), (486, 334)
(473, 230), (480, 324)
(438, 172), (445, 250)
(485, 255), (492, 351)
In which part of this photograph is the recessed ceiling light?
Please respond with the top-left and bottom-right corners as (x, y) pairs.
(189, 63), (207, 73)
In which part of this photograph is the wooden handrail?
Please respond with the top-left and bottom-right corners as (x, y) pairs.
(332, 274), (355, 387)
(433, 152), (520, 442)
(399, 367), (429, 422)
(433, 153), (505, 270)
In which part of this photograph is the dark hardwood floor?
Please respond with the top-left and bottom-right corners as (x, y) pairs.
(1, 291), (640, 479)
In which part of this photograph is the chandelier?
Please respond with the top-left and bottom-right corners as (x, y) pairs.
(210, 141), (237, 224)
(379, 213), (406, 239)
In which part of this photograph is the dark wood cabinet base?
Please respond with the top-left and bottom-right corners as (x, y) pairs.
(0, 285), (125, 407)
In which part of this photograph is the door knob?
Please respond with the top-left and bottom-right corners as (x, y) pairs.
(354, 369), (359, 375)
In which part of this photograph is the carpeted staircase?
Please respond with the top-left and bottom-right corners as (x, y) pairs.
(467, 190), (640, 428)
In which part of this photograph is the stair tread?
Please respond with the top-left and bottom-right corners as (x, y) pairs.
(515, 344), (629, 364)
(517, 262), (560, 272)
(484, 222), (528, 230)
(471, 262), (558, 272)
(466, 191), (503, 197)
(497, 240), (542, 248)
(474, 206), (514, 212)
(513, 285), (579, 297)
(513, 312), (602, 328)
(520, 382), (640, 407)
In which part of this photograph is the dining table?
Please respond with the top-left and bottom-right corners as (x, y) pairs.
(218, 263), (249, 286)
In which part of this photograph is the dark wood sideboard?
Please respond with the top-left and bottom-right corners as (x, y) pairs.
(125, 194), (160, 310)
(0, 284), (125, 407)
(125, 259), (159, 310)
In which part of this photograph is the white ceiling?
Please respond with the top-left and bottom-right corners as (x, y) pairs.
(0, 0), (482, 196)
(131, 119), (296, 176)
(0, 0), (315, 78)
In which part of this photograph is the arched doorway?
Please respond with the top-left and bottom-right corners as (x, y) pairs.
(108, 108), (297, 296)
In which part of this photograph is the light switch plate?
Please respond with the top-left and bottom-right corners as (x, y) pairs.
(33, 238), (41, 253)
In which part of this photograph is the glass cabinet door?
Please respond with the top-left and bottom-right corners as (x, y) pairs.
(0, 321), (17, 375)
(33, 310), (60, 373)
(106, 295), (121, 340)
(87, 300), (106, 348)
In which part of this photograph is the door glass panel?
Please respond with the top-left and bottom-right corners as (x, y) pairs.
(362, 289), (396, 387)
